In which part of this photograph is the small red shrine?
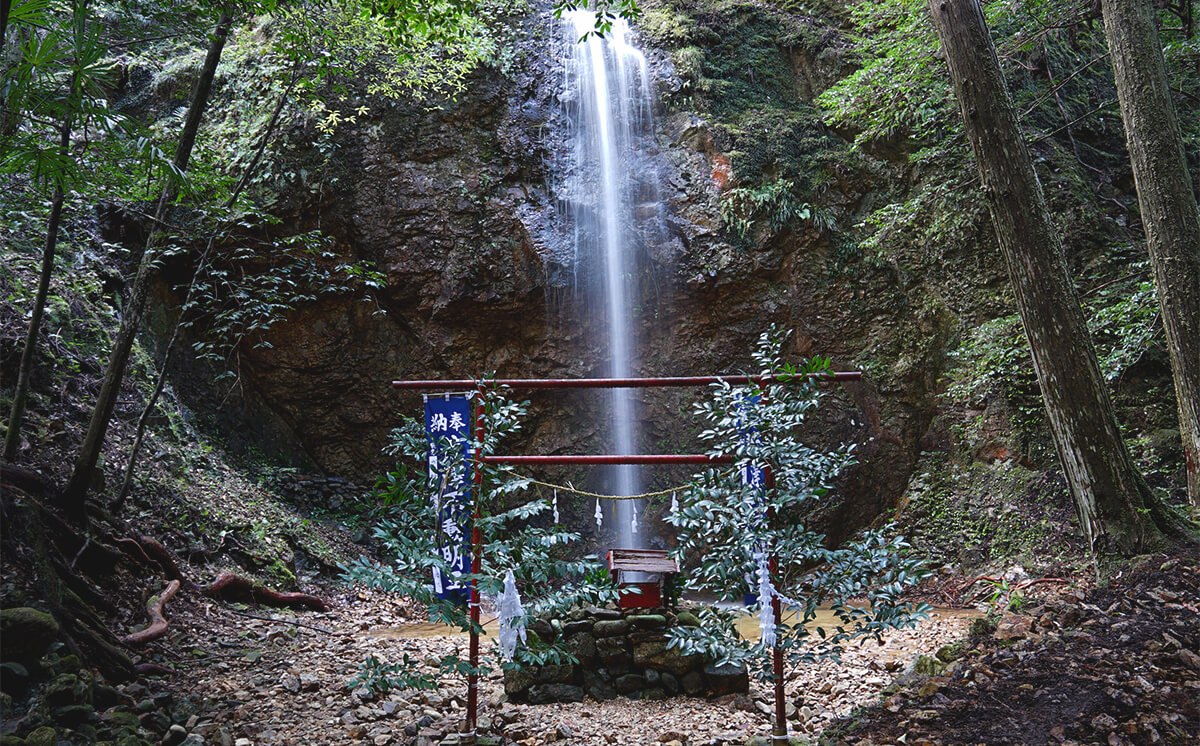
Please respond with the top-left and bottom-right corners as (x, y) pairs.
(606, 548), (679, 609)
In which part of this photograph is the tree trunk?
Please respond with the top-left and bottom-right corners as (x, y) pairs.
(1, 0), (12, 50)
(927, 0), (1188, 553)
(1100, 0), (1200, 506)
(62, 12), (233, 515)
(4, 91), (73, 460)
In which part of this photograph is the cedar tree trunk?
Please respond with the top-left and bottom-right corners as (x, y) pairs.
(927, 0), (1186, 553)
(1100, 0), (1200, 505)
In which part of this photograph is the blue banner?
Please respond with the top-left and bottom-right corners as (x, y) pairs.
(736, 392), (766, 606)
(736, 392), (767, 490)
(425, 395), (473, 603)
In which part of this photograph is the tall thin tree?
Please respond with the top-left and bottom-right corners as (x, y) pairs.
(4, 1), (93, 460)
(3, 121), (70, 461)
(63, 10), (233, 515)
(927, 0), (1190, 553)
(1099, 0), (1200, 506)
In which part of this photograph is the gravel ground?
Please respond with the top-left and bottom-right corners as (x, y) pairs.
(133, 588), (975, 746)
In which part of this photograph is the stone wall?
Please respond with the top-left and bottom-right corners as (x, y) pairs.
(502, 605), (749, 704)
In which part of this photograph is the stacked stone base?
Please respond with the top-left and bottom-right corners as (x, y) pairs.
(502, 606), (749, 704)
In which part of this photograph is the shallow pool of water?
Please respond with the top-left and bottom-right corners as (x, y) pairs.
(365, 605), (979, 641)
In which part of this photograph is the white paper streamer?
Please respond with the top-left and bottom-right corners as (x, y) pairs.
(670, 491), (679, 516)
(552, 491), (559, 524)
(595, 498), (603, 528)
(755, 551), (776, 648)
(631, 502), (638, 534)
(497, 570), (526, 661)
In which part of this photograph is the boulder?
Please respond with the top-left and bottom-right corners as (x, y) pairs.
(565, 632), (596, 664)
(680, 670), (705, 695)
(633, 641), (698, 676)
(586, 607), (623, 621)
(563, 620), (593, 636)
(592, 620), (629, 637)
(628, 614), (667, 629)
(661, 671), (680, 695)
(535, 664), (575, 683)
(24, 727), (57, 746)
(502, 666), (536, 697)
(613, 674), (644, 694)
(0, 608), (59, 666)
(525, 684), (583, 704)
(703, 662), (749, 696)
(596, 637), (631, 666)
(582, 669), (617, 701)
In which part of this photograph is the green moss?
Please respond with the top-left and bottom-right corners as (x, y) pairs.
(898, 455), (1057, 566)
(645, 0), (851, 195)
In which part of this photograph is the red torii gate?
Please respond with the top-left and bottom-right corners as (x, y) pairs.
(391, 371), (862, 745)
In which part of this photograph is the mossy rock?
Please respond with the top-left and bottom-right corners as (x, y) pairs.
(0, 608), (59, 667)
(502, 666), (536, 697)
(52, 654), (82, 675)
(675, 611), (701, 627)
(43, 674), (82, 707)
(969, 616), (998, 637)
(912, 655), (946, 676)
(23, 728), (56, 746)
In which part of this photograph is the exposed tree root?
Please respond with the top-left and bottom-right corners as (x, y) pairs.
(138, 535), (198, 591)
(114, 536), (155, 565)
(134, 662), (175, 676)
(201, 571), (329, 612)
(119, 579), (181, 646)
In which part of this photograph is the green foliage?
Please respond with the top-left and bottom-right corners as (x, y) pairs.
(817, 0), (952, 149)
(719, 179), (815, 240)
(666, 328), (929, 675)
(900, 458), (1055, 566)
(944, 315), (1036, 409)
(0, 0), (180, 198)
(641, 0), (851, 193)
(175, 225), (385, 380)
(342, 388), (619, 688)
(1083, 269), (1160, 381)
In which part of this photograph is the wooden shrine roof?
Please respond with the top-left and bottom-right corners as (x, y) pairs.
(607, 548), (680, 574)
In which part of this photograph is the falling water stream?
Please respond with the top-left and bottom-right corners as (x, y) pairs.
(560, 11), (659, 553)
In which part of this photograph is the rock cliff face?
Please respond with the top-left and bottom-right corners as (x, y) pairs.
(171, 6), (969, 539)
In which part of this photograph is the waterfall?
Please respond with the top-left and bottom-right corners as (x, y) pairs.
(559, 11), (661, 552)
